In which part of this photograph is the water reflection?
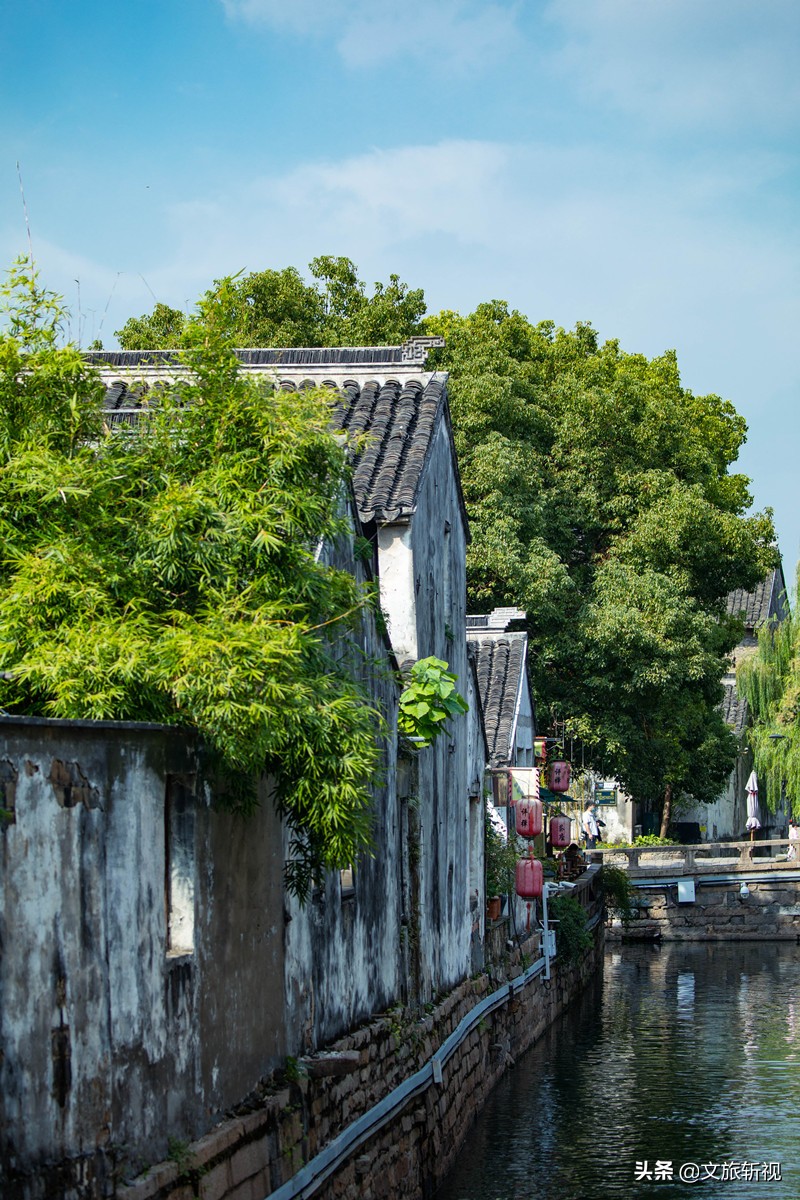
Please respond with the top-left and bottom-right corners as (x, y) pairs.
(436, 944), (800, 1200)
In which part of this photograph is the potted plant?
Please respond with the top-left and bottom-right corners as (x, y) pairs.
(485, 811), (519, 921)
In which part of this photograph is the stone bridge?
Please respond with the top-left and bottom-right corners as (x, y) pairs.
(595, 840), (800, 941)
(596, 838), (798, 879)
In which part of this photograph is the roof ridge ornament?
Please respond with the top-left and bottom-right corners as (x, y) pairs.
(400, 336), (445, 363)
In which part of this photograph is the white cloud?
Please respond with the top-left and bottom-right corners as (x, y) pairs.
(221, 0), (519, 70)
(4, 132), (798, 555)
(544, 0), (800, 134)
(14, 137), (794, 370)
(113, 140), (795, 407)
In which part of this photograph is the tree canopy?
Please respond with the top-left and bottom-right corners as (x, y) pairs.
(114, 256), (426, 350)
(0, 260), (385, 898)
(423, 302), (777, 828)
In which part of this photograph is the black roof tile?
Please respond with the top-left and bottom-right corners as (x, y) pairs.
(96, 366), (449, 526)
(726, 566), (788, 630)
(721, 682), (749, 736)
(467, 631), (528, 769)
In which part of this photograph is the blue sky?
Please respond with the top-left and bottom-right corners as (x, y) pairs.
(2, 0), (798, 577)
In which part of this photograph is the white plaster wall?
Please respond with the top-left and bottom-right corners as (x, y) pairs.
(597, 794), (637, 843)
(0, 724), (289, 1189)
(0, 728), (202, 1179)
(512, 668), (534, 769)
(377, 523), (417, 663)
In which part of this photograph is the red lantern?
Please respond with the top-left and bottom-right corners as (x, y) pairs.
(549, 815), (571, 848)
(549, 760), (571, 792)
(515, 798), (543, 839)
(515, 857), (543, 900)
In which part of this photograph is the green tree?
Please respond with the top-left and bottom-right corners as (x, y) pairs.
(1, 260), (385, 899)
(115, 301), (187, 350)
(115, 257), (425, 350)
(424, 302), (776, 833)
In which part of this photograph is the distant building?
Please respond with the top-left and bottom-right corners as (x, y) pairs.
(467, 607), (536, 924)
(466, 607), (534, 771)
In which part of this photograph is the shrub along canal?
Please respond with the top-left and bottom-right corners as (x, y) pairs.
(436, 943), (800, 1200)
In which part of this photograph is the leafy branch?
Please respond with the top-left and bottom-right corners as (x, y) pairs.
(398, 656), (468, 747)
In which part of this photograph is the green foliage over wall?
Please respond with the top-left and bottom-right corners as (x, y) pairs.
(599, 865), (637, 927)
(0, 259), (386, 900)
(484, 810), (519, 898)
(549, 893), (592, 963)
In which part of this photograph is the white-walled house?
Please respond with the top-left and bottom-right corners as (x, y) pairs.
(0, 340), (487, 1198)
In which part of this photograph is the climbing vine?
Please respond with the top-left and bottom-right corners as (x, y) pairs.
(599, 865), (637, 927)
(549, 894), (592, 963)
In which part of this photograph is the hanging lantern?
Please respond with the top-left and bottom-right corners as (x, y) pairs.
(515, 797), (543, 839)
(515, 856), (543, 900)
(549, 760), (571, 793)
(550, 815), (571, 848)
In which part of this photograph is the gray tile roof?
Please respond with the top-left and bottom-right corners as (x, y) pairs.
(467, 631), (528, 769)
(332, 377), (447, 523)
(721, 682), (749, 737)
(88, 337), (444, 371)
(726, 565), (788, 630)
(91, 353), (453, 526)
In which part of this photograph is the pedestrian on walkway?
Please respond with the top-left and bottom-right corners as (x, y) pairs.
(582, 802), (601, 849)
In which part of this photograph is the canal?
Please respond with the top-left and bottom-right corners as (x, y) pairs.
(436, 943), (800, 1200)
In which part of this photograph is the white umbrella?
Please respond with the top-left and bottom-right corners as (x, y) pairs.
(745, 770), (761, 840)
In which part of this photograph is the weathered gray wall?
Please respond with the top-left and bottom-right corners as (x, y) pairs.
(407, 413), (472, 1001)
(282, 516), (403, 1053)
(114, 873), (604, 1200)
(0, 718), (288, 1197)
(464, 657), (488, 971)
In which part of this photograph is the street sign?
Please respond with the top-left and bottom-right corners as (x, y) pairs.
(540, 788), (574, 806)
(595, 788), (617, 805)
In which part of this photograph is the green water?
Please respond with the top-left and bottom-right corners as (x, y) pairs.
(436, 943), (800, 1200)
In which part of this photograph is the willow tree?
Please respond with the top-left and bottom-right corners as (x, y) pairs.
(0, 260), (384, 898)
(738, 588), (800, 814)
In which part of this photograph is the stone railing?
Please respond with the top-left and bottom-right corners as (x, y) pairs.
(594, 838), (797, 877)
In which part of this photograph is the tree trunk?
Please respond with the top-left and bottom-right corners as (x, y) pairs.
(659, 782), (672, 839)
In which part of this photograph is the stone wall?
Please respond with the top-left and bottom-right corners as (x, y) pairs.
(611, 877), (800, 941)
(116, 871), (604, 1200)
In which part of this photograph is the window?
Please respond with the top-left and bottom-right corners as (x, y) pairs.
(340, 864), (355, 900)
(164, 774), (196, 955)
